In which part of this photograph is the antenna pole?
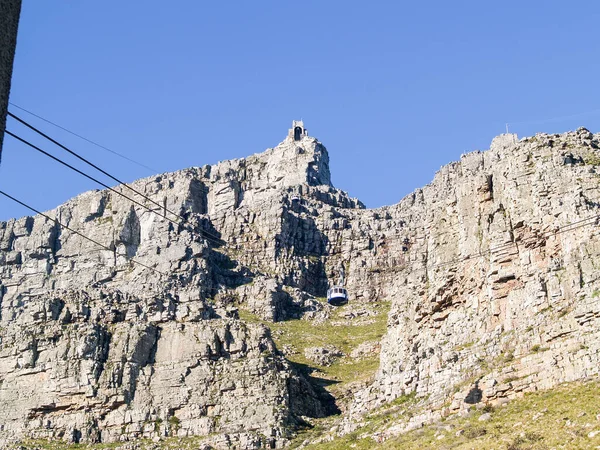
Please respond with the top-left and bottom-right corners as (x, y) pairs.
(506, 123), (510, 134)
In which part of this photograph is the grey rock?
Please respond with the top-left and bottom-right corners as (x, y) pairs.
(349, 130), (600, 434)
(349, 341), (380, 360)
(304, 346), (344, 366)
(4, 122), (600, 446)
(0, 123), (338, 447)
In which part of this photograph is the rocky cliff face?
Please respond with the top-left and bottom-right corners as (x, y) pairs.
(3, 122), (600, 448)
(0, 126), (339, 448)
(348, 128), (600, 433)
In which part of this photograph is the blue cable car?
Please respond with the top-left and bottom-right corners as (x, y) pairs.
(327, 286), (349, 306)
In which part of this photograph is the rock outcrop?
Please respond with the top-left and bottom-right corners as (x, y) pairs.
(3, 121), (600, 447)
(348, 129), (600, 432)
(0, 122), (339, 447)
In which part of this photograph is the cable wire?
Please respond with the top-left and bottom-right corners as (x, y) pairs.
(8, 111), (207, 224)
(8, 102), (159, 173)
(5, 130), (225, 247)
(6, 127), (597, 279)
(14, 108), (595, 274)
(7, 113), (218, 242)
(0, 189), (166, 277)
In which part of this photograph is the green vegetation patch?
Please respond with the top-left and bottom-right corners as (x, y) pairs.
(299, 380), (600, 449)
(584, 153), (600, 166)
(242, 301), (391, 387)
(13, 435), (217, 449)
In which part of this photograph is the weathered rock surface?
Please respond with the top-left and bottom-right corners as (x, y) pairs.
(4, 121), (600, 446)
(0, 122), (341, 447)
(347, 128), (600, 434)
(349, 341), (380, 361)
(304, 345), (344, 366)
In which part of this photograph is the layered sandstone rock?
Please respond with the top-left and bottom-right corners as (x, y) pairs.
(4, 121), (600, 446)
(348, 128), (600, 433)
(0, 124), (337, 447)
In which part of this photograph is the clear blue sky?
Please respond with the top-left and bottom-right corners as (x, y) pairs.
(2, 1), (600, 220)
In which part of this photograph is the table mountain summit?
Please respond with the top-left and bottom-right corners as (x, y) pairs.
(2, 123), (600, 448)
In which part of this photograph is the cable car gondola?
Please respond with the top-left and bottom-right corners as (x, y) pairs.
(327, 286), (349, 306)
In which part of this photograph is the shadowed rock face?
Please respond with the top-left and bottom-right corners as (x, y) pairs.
(4, 124), (600, 446)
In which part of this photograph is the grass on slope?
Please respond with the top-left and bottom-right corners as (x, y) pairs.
(11, 436), (209, 449)
(240, 300), (391, 389)
(300, 380), (600, 450)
